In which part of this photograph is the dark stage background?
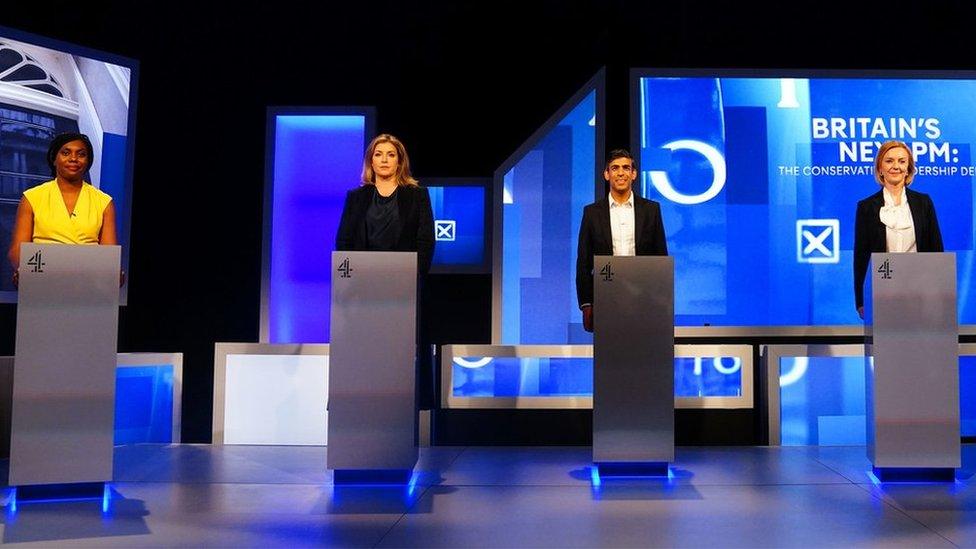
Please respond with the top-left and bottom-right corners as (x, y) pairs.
(0, 1), (971, 442)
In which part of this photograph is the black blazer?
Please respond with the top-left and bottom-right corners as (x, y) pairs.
(853, 188), (943, 309)
(335, 184), (435, 275)
(576, 195), (669, 308)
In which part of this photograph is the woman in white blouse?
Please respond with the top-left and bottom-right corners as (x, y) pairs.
(853, 140), (944, 319)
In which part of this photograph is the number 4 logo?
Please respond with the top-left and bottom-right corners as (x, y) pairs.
(27, 250), (44, 273)
(877, 259), (892, 280)
(338, 257), (352, 278)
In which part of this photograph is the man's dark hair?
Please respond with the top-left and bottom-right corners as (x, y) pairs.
(605, 148), (636, 170)
(47, 132), (94, 177)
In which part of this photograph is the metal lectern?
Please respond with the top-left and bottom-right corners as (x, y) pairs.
(592, 255), (674, 476)
(9, 243), (120, 498)
(328, 251), (418, 484)
(866, 252), (959, 482)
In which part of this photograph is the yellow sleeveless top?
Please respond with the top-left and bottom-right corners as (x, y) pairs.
(24, 180), (113, 244)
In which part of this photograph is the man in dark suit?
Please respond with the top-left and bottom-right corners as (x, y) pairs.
(576, 149), (668, 332)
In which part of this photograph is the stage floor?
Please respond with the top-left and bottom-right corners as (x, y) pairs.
(0, 444), (974, 547)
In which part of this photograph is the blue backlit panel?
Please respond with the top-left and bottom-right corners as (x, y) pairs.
(500, 90), (597, 344)
(115, 365), (174, 444)
(427, 185), (487, 271)
(265, 111), (370, 343)
(636, 73), (976, 326)
(780, 356), (867, 446)
(451, 356), (741, 398)
(963, 356), (976, 437)
(780, 355), (976, 445)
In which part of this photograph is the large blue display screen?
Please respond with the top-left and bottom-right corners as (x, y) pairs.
(636, 74), (976, 326)
(427, 185), (486, 271)
(451, 356), (742, 398)
(501, 90), (596, 343)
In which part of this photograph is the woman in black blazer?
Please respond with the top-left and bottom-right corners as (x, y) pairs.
(853, 140), (944, 318)
(335, 134), (434, 274)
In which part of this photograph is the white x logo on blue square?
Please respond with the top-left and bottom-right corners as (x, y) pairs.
(796, 219), (840, 263)
(435, 220), (456, 241)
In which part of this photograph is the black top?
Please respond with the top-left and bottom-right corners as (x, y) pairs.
(853, 188), (944, 309)
(365, 187), (401, 250)
(335, 184), (435, 275)
(575, 194), (669, 309)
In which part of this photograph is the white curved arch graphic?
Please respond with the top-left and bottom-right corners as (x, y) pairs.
(779, 357), (809, 387)
(453, 357), (493, 369)
(648, 139), (727, 205)
(712, 357), (741, 375)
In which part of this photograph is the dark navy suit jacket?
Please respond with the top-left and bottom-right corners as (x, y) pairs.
(335, 184), (435, 275)
(853, 188), (943, 309)
(576, 195), (668, 309)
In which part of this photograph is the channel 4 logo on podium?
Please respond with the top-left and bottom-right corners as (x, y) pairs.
(796, 219), (840, 264)
(435, 219), (456, 242)
(27, 250), (45, 273)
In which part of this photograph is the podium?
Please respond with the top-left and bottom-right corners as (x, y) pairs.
(328, 251), (418, 483)
(9, 244), (120, 496)
(592, 255), (674, 476)
(866, 252), (959, 482)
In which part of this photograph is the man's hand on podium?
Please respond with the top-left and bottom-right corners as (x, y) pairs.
(582, 305), (593, 332)
(857, 306), (864, 320)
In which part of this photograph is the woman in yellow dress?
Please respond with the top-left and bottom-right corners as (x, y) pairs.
(7, 133), (118, 282)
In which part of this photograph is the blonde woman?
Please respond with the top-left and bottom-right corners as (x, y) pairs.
(335, 134), (434, 274)
(853, 140), (944, 318)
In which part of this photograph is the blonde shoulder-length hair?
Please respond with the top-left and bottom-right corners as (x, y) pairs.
(874, 140), (916, 186)
(360, 134), (419, 187)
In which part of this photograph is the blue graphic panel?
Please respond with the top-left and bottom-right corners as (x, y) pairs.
(115, 365), (174, 444)
(963, 356), (976, 437)
(780, 356), (867, 446)
(268, 114), (367, 343)
(427, 186), (486, 268)
(638, 75), (976, 326)
(451, 356), (743, 398)
(780, 355), (975, 445)
(501, 91), (596, 344)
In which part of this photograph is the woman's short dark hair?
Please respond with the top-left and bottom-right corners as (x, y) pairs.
(46, 132), (95, 177)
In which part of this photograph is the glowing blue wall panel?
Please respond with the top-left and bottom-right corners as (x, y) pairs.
(114, 365), (174, 444)
(637, 75), (976, 326)
(780, 355), (975, 445)
(963, 356), (976, 437)
(451, 356), (743, 398)
(428, 186), (486, 268)
(501, 91), (596, 344)
(268, 114), (367, 343)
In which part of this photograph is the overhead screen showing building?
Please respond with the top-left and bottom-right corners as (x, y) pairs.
(635, 72), (976, 326)
(0, 30), (136, 301)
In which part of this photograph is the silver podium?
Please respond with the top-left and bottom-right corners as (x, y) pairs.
(866, 252), (959, 481)
(10, 243), (120, 495)
(592, 255), (674, 476)
(328, 251), (418, 483)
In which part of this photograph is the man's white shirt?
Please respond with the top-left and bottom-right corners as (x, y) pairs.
(609, 191), (636, 256)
